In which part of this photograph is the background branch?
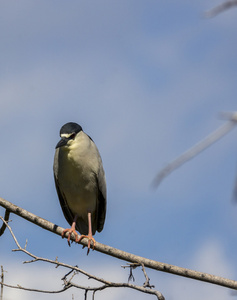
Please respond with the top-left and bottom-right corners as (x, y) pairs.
(205, 0), (237, 17)
(1, 197), (237, 291)
(152, 112), (237, 188)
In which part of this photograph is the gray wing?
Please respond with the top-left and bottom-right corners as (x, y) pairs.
(53, 149), (75, 227)
(96, 156), (107, 233)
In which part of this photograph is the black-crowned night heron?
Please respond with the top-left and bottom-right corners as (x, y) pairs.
(53, 122), (106, 253)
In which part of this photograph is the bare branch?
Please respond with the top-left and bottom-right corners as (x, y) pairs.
(122, 263), (155, 288)
(0, 209), (10, 236)
(84, 289), (88, 300)
(205, 0), (237, 17)
(0, 217), (164, 299)
(121, 263), (140, 282)
(71, 280), (164, 299)
(152, 113), (237, 188)
(0, 282), (71, 294)
(1, 198), (237, 291)
(141, 264), (155, 289)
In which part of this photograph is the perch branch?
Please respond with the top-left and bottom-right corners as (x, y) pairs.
(0, 209), (10, 236)
(1, 197), (237, 291)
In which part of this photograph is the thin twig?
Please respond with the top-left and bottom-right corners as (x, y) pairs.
(121, 263), (140, 282)
(141, 264), (155, 289)
(84, 289), (88, 300)
(0, 282), (71, 294)
(122, 263), (155, 288)
(0, 216), (165, 300)
(61, 268), (77, 281)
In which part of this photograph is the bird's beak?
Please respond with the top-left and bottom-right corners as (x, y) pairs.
(56, 137), (68, 149)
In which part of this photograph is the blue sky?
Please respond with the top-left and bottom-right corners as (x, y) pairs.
(1, 1), (237, 299)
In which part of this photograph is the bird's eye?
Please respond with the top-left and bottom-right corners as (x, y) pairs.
(70, 133), (76, 139)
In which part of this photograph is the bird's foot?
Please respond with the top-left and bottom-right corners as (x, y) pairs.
(76, 234), (96, 255)
(61, 228), (79, 246)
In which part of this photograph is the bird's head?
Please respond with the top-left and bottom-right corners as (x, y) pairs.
(56, 122), (83, 149)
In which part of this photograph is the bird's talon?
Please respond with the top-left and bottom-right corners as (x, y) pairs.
(77, 234), (96, 254)
(67, 234), (71, 242)
(67, 236), (71, 246)
(61, 228), (78, 246)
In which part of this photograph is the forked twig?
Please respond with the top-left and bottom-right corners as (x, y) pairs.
(0, 216), (165, 300)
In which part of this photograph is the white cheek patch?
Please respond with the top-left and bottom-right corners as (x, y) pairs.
(61, 133), (72, 138)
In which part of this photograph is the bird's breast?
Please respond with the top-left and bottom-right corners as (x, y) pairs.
(57, 147), (98, 218)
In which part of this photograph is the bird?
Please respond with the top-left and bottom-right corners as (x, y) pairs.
(53, 122), (106, 253)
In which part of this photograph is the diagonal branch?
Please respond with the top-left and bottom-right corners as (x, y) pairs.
(0, 282), (71, 294)
(205, 0), (237, 17)
(152, 113), (237, 188)
(1, 197), (237, 291)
